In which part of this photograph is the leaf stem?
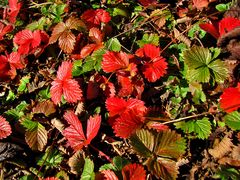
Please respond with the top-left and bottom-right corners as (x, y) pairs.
(89, 144), (112, 163)
(146, 111), (220, 125)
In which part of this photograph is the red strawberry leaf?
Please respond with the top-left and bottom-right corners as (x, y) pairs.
(85, 115), (101, 145)
(50, 61), (82, 105)
(63, 111), (86, 151)
(13, 29), (41, 55)
(102, 51), (129, 73)
(0, 116), (12, 139)
(142, 56), (168, 82)
(113, 110), (145, 138)
(220, 83), (240, 113)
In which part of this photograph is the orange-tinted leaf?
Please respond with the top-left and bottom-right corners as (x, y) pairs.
(58, 31), (76, 54)
(102, 51), (129, 73)
(80, 44), (97, 58)
(100, 170), (118, 180)
(0, 116), (12, 139)
(220, 83), (240, 113)
(63, 111), (86, 151)
(192, 0), (209, 10)
(49, 17), (86, 54)
(49, 22), (65, 44)
(86, 115), (101, 144)
(146, 122), (169, 132)
(89, 27), (103, 44)
(122, 163), (146, 180)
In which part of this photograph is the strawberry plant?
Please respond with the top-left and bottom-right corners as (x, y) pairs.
(0, 0), (240, 179)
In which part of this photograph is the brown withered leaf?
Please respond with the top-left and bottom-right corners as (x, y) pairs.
(49, 16), (86, 53)
(32, 100), (56, 116)
(51, 118), (64, 133)
(68, 150), (85, 175)
(209, 136), (233, 159)
(75, 102), (84, 116)
(173, 28), (191, 47)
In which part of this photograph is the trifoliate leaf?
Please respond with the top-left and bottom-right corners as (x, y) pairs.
(175, 117), (212, 139)
(183, 46), (228, 83)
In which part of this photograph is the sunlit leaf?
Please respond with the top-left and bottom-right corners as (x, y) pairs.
(137, 33), (159, 47)
(154, 129), (186, 159)
(105, 38), (121, 52)
(224, 111), (240, 130)
(183, 46), (228, 83)
(175, 117), (212, 139)
(81, 158), (95, 180)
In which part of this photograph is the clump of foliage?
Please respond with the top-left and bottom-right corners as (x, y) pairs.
(0, 0), (240, 179)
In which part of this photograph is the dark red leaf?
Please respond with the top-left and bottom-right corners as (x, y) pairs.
(113, 109), (145, 138)
(122, 163), (146, 180)
(0, 55), (10, 79)
(220, 83), (240, 113)
(138, 0), (157, 7)
(0, 116), (12, 140)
